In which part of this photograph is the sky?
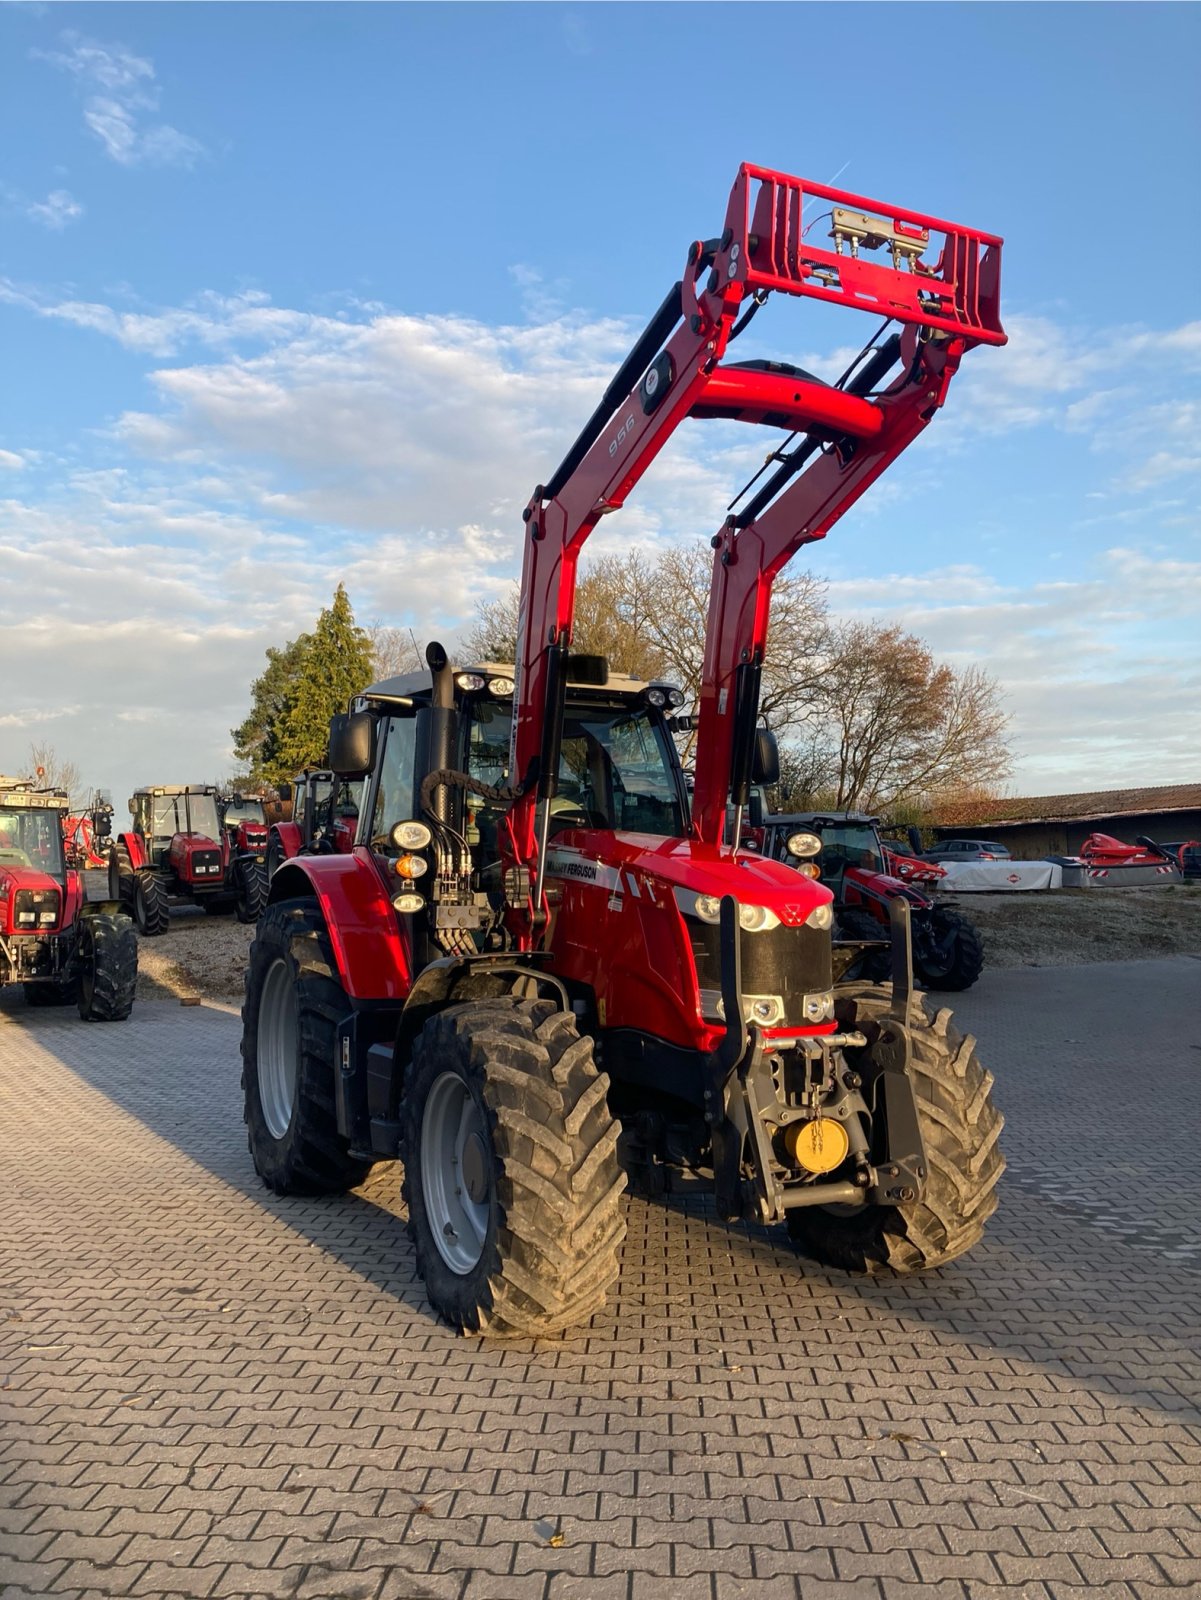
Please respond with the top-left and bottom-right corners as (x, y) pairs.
(2, 2), (1199, 811)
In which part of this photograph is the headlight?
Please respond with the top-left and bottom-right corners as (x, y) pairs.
(646, 688), (667, 707)
(454, 672), (486, 691)
(802, 991), (835, 1023)
(805, 903), (834, 931)
(392, 892), (426, 914)
(693, 893), (722, 923)
(394, 853), (428, 880)
(737, 903), (780, 933)
(488, 676), (515, 696)
(390, 820), (432, 851)
(786, 830), (822, 858)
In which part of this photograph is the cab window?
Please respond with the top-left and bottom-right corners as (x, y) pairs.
(369, 716), (418, 853)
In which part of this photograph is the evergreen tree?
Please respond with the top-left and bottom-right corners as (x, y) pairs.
(277, 586), (376, 775)
(232, 587), (376, 785)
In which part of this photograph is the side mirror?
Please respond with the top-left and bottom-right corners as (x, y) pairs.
(750, 729), (780, 787)
(328, 712), (376, 777)
(277, 782), (293, 803)
(566, 654), (609, 686)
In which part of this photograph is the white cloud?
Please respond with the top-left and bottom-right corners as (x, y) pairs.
(1, 281), (1196, 802)
(33, 30), (206, 169)
(25, 188), (84, 229)
(0, 450), (26, 471)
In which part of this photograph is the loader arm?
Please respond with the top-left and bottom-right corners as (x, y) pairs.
(507, 162), (1004, 937)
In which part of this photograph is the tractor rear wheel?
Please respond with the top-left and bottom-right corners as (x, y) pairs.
(787, 982), (1004, 1273)
(913, 907), (985, 992)
(76, 912), (138, 1021)
(236, 859), (268, 924)
(108, 843), (134, 907)
(132, 870), (169, 936)
(241, 899), (373, 1195)
(402, 998), (626, 1337)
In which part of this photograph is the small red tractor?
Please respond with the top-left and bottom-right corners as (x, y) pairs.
(757, 810), (985, 991)
(241, 163), (1007, 1336)
(109, 784), (268, 936)
(0, 777), (137, 1019)
(265, 771), (362, 876)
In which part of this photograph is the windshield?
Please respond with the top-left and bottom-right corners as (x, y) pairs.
(819, 823), (884, 876)
(151, 794), (221, 839)
(466, 698), (686, 843)
(223, 801), (265, 827)
(0, 808), (66, 878)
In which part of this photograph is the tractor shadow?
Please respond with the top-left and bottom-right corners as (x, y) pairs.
(8, 993), (1200, 1423)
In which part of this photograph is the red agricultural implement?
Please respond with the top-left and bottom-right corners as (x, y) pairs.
(0, 777), (137, 1019)
(109, 784), (268, 936)
(241, 163), (1007, 1335)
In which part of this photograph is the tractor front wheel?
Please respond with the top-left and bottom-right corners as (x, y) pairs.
(236, 859), (268, 924)
(913, 906), (985, 992)
(787, 982), (1004, 1273)
(241, 899), (373, 1195)
(132, 870), (169, 936)
(834, 906), (891, 984)
(76, 912), (138, 1021)
(108, 843), (134, 907)
(402, 998), (627, 1337)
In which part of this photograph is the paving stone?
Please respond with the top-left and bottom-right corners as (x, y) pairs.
(1, 962), (1198, 1600)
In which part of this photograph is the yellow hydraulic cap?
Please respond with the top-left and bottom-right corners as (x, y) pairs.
(785, 1117), (850, 1174)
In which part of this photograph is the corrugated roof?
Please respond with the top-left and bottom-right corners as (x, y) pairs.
(932, 782), (1201, 828)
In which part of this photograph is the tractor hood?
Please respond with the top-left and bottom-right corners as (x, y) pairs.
(0, 863), (63, 896)
(842, 863), (930, 908)
(545, 829), (833, 923)
(0, 863), (69, 935)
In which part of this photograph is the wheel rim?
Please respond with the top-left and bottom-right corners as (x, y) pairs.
(421, 1071), (492, 1275)
(257, 957), (299, 1140)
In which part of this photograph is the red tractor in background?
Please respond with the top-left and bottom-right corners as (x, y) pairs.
(0, 777), (137, 1019)
(109, 784), (268, 936)
(758, 811), (985, 991)
(265, 771), (362, 876)
(241, 163), (1007, 1338)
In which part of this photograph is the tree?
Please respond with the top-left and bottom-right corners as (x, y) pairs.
(797, 623), (1010, 813)
(233, 586), (376, 785)
(28, 742), (83, 803)
(367, 623), (426, 680)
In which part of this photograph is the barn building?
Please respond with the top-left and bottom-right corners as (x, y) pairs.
(930, 783), (1201, 861)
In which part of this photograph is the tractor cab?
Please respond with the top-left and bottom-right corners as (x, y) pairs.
(219, 794), (270, 860)
(131, 785), (225, 878)
(0, 779), (71, 930)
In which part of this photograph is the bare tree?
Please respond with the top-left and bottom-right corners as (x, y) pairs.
(807, 623), (1010, 812)
(367, 623), (426, 680)
(28, 742), (83, 803)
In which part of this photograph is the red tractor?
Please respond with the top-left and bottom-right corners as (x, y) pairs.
(241, 163), (1007, 1336)
(0, 777), (137, 1019)
(109, 784), (268, 936)
(758, 811), (985, 991)
(265, 771), (363, 876)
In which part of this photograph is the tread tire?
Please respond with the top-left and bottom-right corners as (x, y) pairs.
(76, 912), (138, 1021)
(236, 859), (269, 924)
(132, 869), (169, 936)
(914, 907), (985, 992)
(835, 906), (892, 984)
(787, 981), (1004, 1273)
(402, 997), (627, 1337)
(241, 899), (373, 1196)
(108, 842), (134, 907)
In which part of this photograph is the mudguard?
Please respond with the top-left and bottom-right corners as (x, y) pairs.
(116, 831), (148, 871)
(267, 848), (412, 1002)
(271, 821), (303, 861)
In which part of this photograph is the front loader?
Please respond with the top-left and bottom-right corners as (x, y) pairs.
(240, 163), (1007, 1336)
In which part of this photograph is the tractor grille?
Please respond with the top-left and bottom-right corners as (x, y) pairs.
(13, 887), (61, 932)
(190, 850), (223, 880)
(689, 919), (832, 1027)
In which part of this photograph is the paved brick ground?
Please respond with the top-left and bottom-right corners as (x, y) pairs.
(2, 956), (1199, 1600)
